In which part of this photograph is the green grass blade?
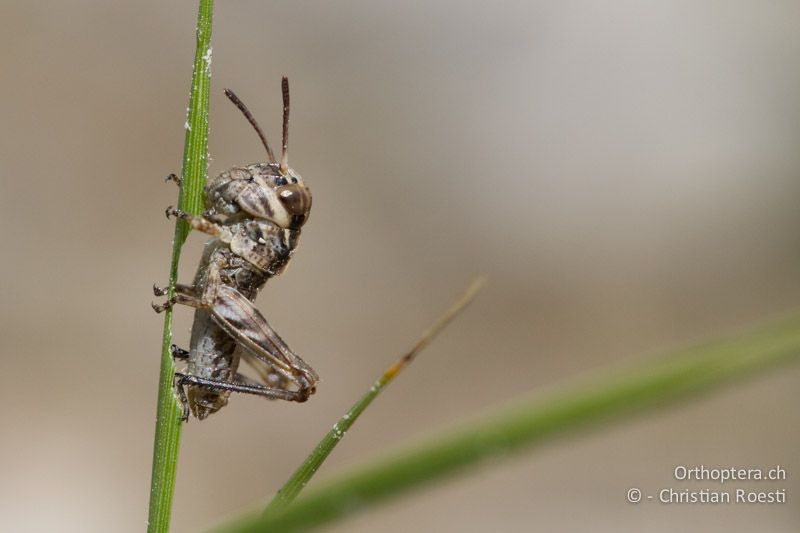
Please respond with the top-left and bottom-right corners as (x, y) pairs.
(264, 277), (486, 512)
(147, 1), (214, 531)
(218, 313), (800, 533)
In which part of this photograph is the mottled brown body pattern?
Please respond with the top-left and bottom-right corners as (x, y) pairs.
(154, 79), (318, 420)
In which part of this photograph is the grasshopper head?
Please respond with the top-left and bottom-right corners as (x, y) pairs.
(206, 163), (311, 230)
(211, 79), (311, 230)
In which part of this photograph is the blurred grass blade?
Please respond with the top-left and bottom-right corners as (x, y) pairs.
(265, 277), (486, 512)
(147, 1), (214, 531)
(218, 313), (800, 533)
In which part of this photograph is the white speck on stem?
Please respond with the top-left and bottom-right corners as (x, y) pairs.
(331, 423), (346, 440)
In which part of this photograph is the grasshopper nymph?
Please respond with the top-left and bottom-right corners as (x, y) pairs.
(153, 78), (318, 420)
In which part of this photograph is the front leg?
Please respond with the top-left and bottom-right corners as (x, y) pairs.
(165, 206), (233, 242)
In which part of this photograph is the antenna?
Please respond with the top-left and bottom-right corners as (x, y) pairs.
(280, 77), (290, 174)
(224, 88), (276, 164)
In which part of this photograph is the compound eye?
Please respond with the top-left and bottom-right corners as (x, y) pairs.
(276, 184), (311, 217)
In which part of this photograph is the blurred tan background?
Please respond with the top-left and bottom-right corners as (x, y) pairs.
(1, 1), (799, 531)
